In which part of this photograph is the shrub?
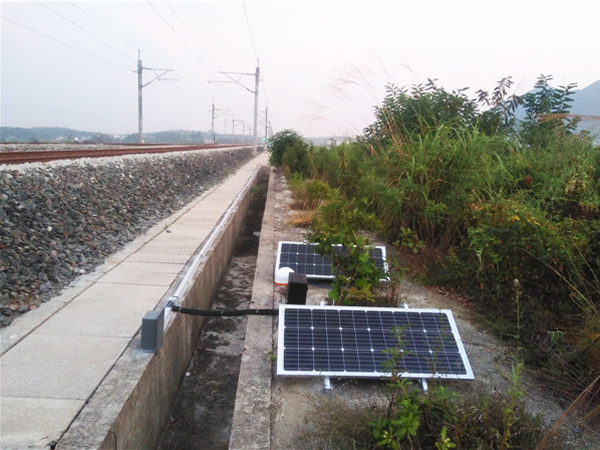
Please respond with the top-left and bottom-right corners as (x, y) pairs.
(281, 141), (314, 179)
(307, 196), (387, 305)
(268, 129), (306, 167)
(304, 378), (558, 450)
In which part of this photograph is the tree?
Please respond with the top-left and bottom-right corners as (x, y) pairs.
(518, 74), (578, 146)
(267, 129), (306, 166)
(362, 79), (479, 146)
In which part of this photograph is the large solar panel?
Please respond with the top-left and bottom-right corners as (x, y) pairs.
(277, 304), (474, 380)
(276, 241), (388, 280)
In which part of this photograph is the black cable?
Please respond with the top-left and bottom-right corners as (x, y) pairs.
(169, 304), (278, 317)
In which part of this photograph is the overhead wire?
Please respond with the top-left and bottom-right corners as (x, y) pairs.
(40, 0), (215, 114)
(0, 15), (132, 71)
(6, 2), (262, 134)
(146, 1), (205, 70)
(148, 2), (250, 114)
(165, 1), (217, 78)
(242, 1), (272, 135)
(34, 1), (135, 64)
(68, 2), (139, 53)
(64, 2), (170, 71)
(242, 1), (258, 62)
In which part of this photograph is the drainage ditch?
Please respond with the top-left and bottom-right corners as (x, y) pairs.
(157, 176), (268, 449)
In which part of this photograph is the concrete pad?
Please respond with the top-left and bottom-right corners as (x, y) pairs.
(1, 361), (111, 399)
(150, 233), (207, 245)
(125, 250), (191, 264)
(1, 397), (84, 449)
(1, 334), (129, 367)
(136, 240), (200, 255)
(107, 261), (185, 274)
(1, 298), (71, 355)
(162, 223), (214, 234)
(167, 217), (219, 227)
(68, 282), (169, 312)
(180, 207), (225, 216)
(97, 270), (177, 286)
(34, 307), (145, 338)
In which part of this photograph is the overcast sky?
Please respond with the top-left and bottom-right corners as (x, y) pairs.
(1, 1), (599, 139)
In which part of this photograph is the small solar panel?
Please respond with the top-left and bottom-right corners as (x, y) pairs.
(276, 241), (388, 280)
(277, 304), (474, 380)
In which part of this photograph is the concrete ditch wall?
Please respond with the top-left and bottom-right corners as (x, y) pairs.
(58, 161), (269, 450)
(229, 166), (277, 450)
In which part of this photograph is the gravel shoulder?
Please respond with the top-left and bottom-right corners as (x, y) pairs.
(0, 148), (253, 325)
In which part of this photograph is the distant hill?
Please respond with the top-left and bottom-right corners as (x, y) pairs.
(0, 126), (255, 145)
(570, 79), (600, 142)
(513, 78), (600, 141)
(572, 79), (600, 117)
(0, 126), (117, 143)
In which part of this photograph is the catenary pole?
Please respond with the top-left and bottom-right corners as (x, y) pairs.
(253, 62), (260, 153)
(138, 51), (143, 143)
(136, 50), (173, 144)
(211, 101), (215, 144)
(264, 106), (268, 144)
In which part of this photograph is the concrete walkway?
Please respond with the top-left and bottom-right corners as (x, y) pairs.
(0, 151), (268, 449)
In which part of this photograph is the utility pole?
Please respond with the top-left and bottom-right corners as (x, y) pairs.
(211, 102), (215, 144)
(138, 55), (143, 143)
(211, 100), (229, 144)
(252, 64), (259, 153)
(264, 106), (268, 146)
(210, 60), (260, 153)
(232, 118), (236, 144)
(137, 50), (173, 144)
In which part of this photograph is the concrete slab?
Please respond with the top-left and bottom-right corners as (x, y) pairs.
(68, 282), (169, 311)
(125, 250), (191, 264)
(96, 270), (177, 286)
(163, 223), (214, 234)
(1, 361), (112, 399)
(1, 334), (129, 367)
(106, 261), (185, 274)
(135, 240), (200, 255)
(1, 397), (84, 449)
(34, 307), (146, 338)
(150, 233), (208, 244)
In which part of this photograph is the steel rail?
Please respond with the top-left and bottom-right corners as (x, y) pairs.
(0, 143), (242, 165)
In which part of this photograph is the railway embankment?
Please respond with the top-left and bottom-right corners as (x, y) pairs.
(1, 149), (268, 449)
(0, 147), (253, 325)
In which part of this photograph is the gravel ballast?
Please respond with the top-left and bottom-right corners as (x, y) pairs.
(0, 147), (254, 326)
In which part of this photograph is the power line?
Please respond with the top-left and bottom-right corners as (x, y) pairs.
(69, 2), (138, 53)
(147, 2), (204, 67)
(66, 2), (170, 72)
(150, 2), (255, 122)
(1, 15), (132, 71)
(35, 1), (135, 64)
(148, 2), (249, 115)
(242, 2), (258, 61)
(165, 1), (217, 78)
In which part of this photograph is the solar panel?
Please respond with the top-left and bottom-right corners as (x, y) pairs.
(276, 241), (388, 280)
(276, 304), (474, 380)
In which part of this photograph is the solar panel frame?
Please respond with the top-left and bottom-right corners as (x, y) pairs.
(276, 304), (474, 380)
(275, 241), (388, 280)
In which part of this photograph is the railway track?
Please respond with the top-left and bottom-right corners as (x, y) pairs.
(0, 143), (242, 165)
